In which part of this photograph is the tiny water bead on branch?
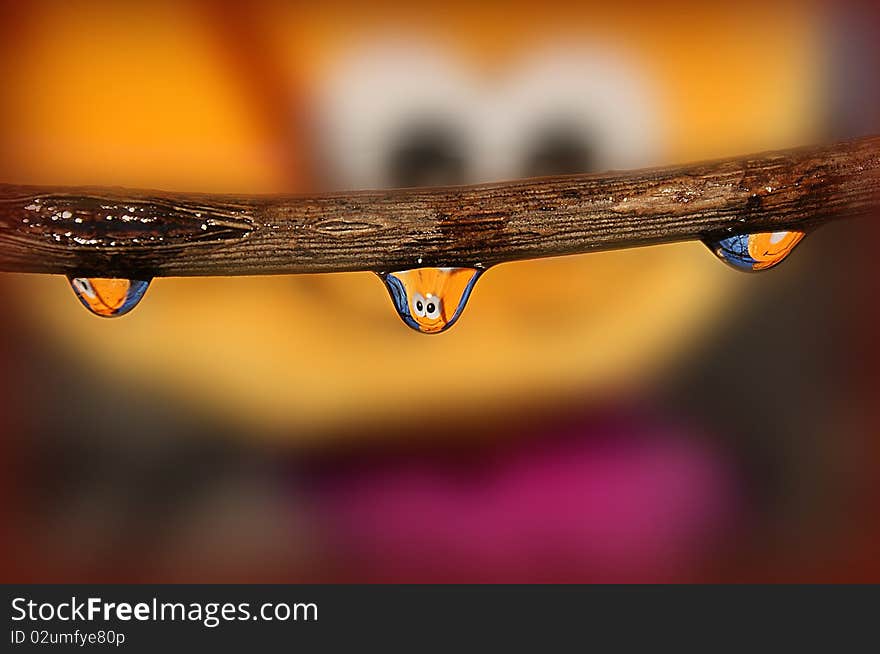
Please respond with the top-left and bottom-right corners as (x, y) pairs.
(0, 135), (879, 331)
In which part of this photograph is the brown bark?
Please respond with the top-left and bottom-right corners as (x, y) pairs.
(1, 135), (878, 277)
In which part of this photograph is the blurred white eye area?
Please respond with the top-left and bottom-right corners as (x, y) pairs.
(483, 45), (663, 179)
(519, 122), (597, 178)
(314, 41), (479, 189)
(313, 40), (662, 189)
(385, 121), (468, 188)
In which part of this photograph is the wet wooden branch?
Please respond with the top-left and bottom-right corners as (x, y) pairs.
(0, 135), (878, 277)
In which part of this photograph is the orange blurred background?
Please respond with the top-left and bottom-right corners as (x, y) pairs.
(1, 0), (878, 582)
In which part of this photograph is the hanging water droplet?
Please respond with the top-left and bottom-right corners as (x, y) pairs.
(68, 277), (151, 317)
(704, 230), (805, 272)
(378, 267), (482, 334)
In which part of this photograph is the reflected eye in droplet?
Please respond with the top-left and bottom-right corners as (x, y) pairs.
(412, 292), (427, 318)
(704, 231), (805, 272)
(378, 267), (482, 334)
(424, 294), (442, 320)
(68, 277), (151, 317)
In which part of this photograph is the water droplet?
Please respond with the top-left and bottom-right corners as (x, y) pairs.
(378, 267), (482, 334)
(68, 277), (151, 317)
(704, 230), (804, 271)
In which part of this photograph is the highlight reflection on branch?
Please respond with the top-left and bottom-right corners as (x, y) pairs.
(0, 135), (878, 278)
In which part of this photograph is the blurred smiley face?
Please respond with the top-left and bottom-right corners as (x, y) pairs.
(380, 267), (482, 333)
(3, 4), (822, 434)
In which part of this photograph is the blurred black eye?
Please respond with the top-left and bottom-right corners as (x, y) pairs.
(387, 122), (467, 188)
(522, 123), (595, 177)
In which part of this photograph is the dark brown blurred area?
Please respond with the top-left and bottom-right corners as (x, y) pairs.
(1, 0), (879, 583)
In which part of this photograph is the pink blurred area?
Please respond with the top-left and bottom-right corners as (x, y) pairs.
(1, 0), (880, 584)
(307, 414), (740, 582)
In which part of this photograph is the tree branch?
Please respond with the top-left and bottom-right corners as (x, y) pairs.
(1, 135), (878, 277)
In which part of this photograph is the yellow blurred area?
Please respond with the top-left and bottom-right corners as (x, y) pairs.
(0, 1), (822, 438)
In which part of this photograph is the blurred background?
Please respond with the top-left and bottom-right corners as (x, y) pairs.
(1, 0), (878, 582)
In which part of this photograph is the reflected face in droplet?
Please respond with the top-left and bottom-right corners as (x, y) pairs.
(380, 267), (482, 333)
(69, 277), (151, 317)
(706, 230), (805, 271)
